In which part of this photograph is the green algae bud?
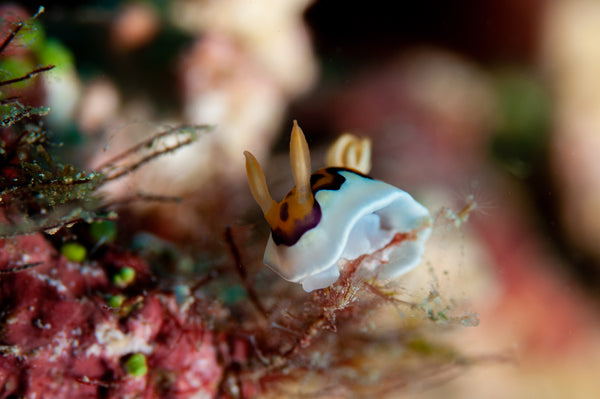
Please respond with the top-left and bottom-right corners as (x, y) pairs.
(90, 220), (117, 244)
(125, 353), (148, 377)
(61, 242), (87, 262)
(107, 294), (125, 308)
(113, 267), (136, 287)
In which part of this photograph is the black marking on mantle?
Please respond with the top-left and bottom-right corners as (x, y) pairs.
(271, 167), (372, 247)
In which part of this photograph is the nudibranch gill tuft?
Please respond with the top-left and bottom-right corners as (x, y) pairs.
(244, 121), (432, 292)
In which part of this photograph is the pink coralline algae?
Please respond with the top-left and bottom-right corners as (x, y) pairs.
(0, 233), (223, 398)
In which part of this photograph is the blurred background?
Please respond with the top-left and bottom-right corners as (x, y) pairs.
(4, 0), (600, 397)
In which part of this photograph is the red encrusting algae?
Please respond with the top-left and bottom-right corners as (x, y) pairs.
(0, 232), (224, 398)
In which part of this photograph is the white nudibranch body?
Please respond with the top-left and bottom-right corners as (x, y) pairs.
(244, 121), (432, 292)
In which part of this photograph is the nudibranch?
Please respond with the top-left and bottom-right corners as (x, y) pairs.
(244, 121), (432, 292)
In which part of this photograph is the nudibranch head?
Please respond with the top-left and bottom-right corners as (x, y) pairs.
(245, 121), (432, 292)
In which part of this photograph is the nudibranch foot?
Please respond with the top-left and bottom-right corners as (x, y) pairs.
(245, 122), (432, 292)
